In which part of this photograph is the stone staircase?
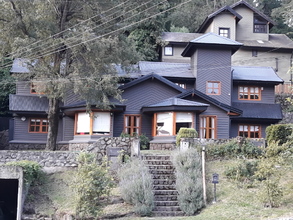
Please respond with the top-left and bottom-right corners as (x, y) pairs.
(142, 154), (184, 217)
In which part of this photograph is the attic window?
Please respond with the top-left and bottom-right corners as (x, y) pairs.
(164, 46), (173, 56)
(219, 28), (230, 38)
(254, 14), (267, 33)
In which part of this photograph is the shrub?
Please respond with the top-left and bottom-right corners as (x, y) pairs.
(118, 158), (154, 216)
(266, 124), (293, 145)
(73, 152), (114, 219)
(176, 128), (198, 146)
(5, 160), (44, 185)
(120, 132), (150, 150)
(172, 148), (204, 215)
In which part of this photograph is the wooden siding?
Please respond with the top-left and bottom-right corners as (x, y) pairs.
(16, 81), (33, 96)
(161, 45), (190, 63)
(62, 116), (74, 141)
(232, 83), (276, 103)
(195, 49), (232, 106)
(64, 90), (82, 106)
(234, 6), (269, 41)
(275, 83), (293, 94)
(211, 13), (236, 41)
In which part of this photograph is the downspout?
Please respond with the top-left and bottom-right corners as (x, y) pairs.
(290, 53), (293, 87)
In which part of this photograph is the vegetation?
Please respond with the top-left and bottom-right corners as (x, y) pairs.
(118, 158), (154, 216)
(176, 128), (198, 146)
(73, 153), (114, 219)
(120, 133), (150, 150)
(172, 148), (204, 215)
(266, 124), (293, 145)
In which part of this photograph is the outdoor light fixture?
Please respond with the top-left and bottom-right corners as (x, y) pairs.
(20, 117), (26, 121)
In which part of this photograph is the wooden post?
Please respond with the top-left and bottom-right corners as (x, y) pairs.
(202, 145), (207, 206)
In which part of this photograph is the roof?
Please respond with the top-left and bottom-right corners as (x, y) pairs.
(142, 97), (209, 113)
(119, 73), (186, 93)
(177, 89), (242, 114)
(138, 61), (193, 78)
(9, 94), (48, 112)
(232, 66), (283, 84)
(10, 58), (30, 73)
(237, 34), (293, 50)
(198, 6), (242, 32)
(182, 33), (243, 57)
(232, 102), (283, 120)
(230, 0), (275, 27)
(161, 32), (203, 43)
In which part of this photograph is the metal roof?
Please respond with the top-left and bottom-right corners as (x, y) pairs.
(145, 97), (209, 108)
(232, 66), (283, 83)
(232, 102), (283, 120)
(9, 94), (48, 112)
(161, 32), (203, 43)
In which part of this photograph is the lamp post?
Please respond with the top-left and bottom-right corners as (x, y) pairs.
(212, 173), (219, 203)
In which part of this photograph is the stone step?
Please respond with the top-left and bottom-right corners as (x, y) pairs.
(142, 155), (171, 161)
(152, 211), (185, 217)
(144, 160), (173, 165)
(153, 190), (178, 196)
(154, 195), (178, 201)
(151, 173), (175, 179)
(155, 201), (179, 206)
(153, 185), (176, 190)
(147, 165), (175, 170)
(149, 169), (175, 175)
(153, 179), (176, 185)
(153, 206), (181, 212)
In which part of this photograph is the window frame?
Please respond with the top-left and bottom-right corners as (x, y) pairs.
(253, 14), (267, 33)
(199, 115), (217, 139)
(164, 46), (173, 56)
(238, 86), (261, 101)
(219, 28), (230, 38)
(29, 118), (49, 133)
(124, 114), (141, 136)
(238, 124), (261, 138)
(153, 112), (194, 136)
(206, 81), (221, 95)
(74, 111), (111, 135)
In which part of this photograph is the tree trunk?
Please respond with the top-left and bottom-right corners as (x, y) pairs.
(46, 97), (60, 151)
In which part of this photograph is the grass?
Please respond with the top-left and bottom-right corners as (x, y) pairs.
(23, 156), (293, 220)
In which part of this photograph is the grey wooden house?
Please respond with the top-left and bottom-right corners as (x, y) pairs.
(9, 32), (283, 149)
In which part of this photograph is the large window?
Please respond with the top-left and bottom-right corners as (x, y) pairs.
(124, 115), (141, 136)
(207, 81), (221, 95)
(239, 125), (261, 138)
(29, 118), (48, 133)
(154, 112), (193, 136)
(200, 116), (216, 139)
(219, 28), (230, 38)
(254, 14), (267, 33)
(239, 86), (261, 100)
(75, 112), (111, 135)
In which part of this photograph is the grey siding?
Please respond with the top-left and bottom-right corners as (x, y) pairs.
(194, 48), (232, 106)
(62, 116), (75, 141)
(232, 83), (275, 104)
(16, 81), (33, 96)
(64, 90), (82, 106)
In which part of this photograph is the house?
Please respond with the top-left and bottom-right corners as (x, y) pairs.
(9, 32), (283, 150)
(161, 0), (293, 85)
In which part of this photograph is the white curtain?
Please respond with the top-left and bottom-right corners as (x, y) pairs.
(176, 112), (192, 122)
(157, 112), (173, 135)
(93, 112), (111, 133)
(77, 112), (90, 133)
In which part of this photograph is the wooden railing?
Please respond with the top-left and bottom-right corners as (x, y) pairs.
(275, 83), (293, 94)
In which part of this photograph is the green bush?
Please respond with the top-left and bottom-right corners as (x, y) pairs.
(73, 153), (114, 219)
(176, 128), (198, 146)
(5, 160), (44, 185)
(172, 148), (204, 215)
(118, 158), (154, 216)
(120, 133), (150, 150)
(266, 124), (293, 145)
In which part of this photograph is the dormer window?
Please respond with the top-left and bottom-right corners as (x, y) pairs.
(254, 14), (267, 33)
(219, 28), (230, 38)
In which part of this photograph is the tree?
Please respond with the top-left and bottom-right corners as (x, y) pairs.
(0, 0), (140, 150)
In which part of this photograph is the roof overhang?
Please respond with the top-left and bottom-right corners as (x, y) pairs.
(142, 105), (208, 113)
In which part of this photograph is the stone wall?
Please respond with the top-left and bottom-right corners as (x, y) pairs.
(150, 142), (176, 151)
(8, 143), (69, 151)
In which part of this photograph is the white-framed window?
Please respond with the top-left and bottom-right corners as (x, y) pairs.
(164, 46), (173, 56)
(75, 112), (111, 135)
(219, 28), (230, 38)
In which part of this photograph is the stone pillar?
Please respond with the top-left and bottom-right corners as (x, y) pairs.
(131, 138), (140, 158)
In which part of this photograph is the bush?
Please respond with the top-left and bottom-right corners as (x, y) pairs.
(5, 160), (44, 185)
(118, 158), (154, 216)
(73, 153), (114, 219)
(172, 148), (204, 215)
(120, 133), (150, 150)
(266, 124), (293, 145)
(176, 128), (198, 146)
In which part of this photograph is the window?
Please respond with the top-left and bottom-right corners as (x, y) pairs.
(30, 82), (44, 94)
(207, 81), (221, 95)
(29, 118), (48, 133)
(75, 112), (111, 135)
(154, 112), (193, 136)
(239, 125), (261, 138)
(124, 115), (141, 136)
(175, 83), (186, 89)
(200, 116), (216, 139)
(164, 46), (173, 56)
(252, 50), (258, 57)
(219, 28), (230, 38)
(239, 86), (261, 100)
(254, 14), (267, 33)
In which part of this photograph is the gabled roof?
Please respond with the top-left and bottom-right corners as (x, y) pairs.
(232, 66), (283, 84)
(176, 89), (242, 115)
(142, 97), (209, 113)
(119, 73), (186, 93)
(232, 102), (282, 120)
(230, 0), (275, 27)
(182, 33), (243, 57)
(198, 6), (242, 32)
